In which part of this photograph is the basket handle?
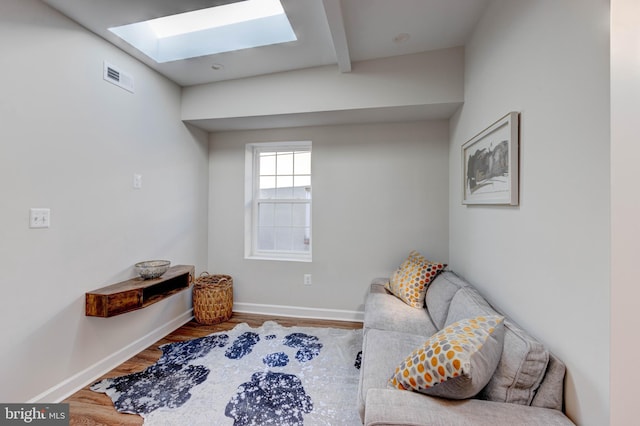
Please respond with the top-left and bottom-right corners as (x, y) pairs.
(198, 272), (230, 285)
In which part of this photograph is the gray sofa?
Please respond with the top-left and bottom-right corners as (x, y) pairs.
(357, 271), (575, 426)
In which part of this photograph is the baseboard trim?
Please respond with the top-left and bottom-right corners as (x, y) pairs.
(28, 309), (194, 403)
(233, 302), (364, 323)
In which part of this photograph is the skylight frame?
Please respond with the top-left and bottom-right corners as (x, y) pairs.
(108, 0), (297, 63)
(147, 0), (286, 38)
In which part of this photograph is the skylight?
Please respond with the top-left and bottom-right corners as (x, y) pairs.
(109, 0), (297, 63)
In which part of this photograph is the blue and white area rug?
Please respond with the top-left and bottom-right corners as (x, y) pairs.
(91, 321), (363, 425)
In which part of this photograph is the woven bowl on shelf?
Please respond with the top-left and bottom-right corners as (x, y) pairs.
(193, 273), (233, 325)
(135, 260), (171, 280)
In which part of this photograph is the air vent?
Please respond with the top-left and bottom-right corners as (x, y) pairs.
(103, 61), (134, 93)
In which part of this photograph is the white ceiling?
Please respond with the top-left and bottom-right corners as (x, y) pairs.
(42, 0), (489, 88)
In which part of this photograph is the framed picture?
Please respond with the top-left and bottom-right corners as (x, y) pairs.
(462, 112), (519, 205)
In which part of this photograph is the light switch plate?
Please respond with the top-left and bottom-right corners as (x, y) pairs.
(30, 208), (50, 228)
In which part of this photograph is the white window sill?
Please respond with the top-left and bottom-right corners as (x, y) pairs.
(245, 255), (312, 263)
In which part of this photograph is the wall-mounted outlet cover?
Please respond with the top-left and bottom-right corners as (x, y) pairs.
(30, 208), (50, 228)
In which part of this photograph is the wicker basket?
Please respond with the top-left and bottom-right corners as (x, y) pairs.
(193, 273), (233, 325)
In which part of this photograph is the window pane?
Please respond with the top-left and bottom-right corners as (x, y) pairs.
(257, 227), (275, 250)
(259, 153), (276, 176)
(292, 227), (310, 252)
(258, 203), (275, 226)
(292, 203), (310, 227)
(277, 152), (294, 175)
(260, 176), (276, 190)
(294, 175), (311, 188)
(259, 176), (276, 198)
(294, 151), (311, 175)
(275, 227), (293, 250)
(293, 176), (311, 199)
(274, 203), (292, 227)
(276, 175), (293, 198)
(276, 175), (293, 188)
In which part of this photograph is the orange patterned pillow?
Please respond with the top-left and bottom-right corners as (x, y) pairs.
(385, 251), (445, 308)
(389, 315), (505, 399)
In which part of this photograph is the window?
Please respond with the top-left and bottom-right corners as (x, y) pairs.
(245, 142), (311, 261)
(108, 0), (296, 63)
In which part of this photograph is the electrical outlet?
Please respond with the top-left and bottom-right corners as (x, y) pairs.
(30, 208), (50, 228)
(133, 174), (142, 189)
(303, 274), (312, 286)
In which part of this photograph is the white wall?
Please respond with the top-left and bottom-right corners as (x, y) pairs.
(448, 1), (609, 425)
(209, 122), (449, 319)
(611, 0), (640, 424)
(0, 0), (209, 402)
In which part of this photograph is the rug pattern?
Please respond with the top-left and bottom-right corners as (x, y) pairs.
(91, 321), (363, 425)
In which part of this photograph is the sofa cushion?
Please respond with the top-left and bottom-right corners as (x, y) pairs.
(358, 328), (429, 420)
(365, 283), (438, 337)
(479, 319), (550, 406)
(529, 354), (565, 411)
(444, 286), (499, 325)
(385, 251), (445, 308)
(364, 389), (575, 426)
(444, 286), (550, 406)
(425, 271), (470, 328)
(389, 315), (505, 399)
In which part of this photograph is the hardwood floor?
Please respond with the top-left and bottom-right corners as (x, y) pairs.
(63, 313), (363, 425)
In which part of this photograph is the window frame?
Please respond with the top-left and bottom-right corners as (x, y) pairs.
(244, 141), (312, 262)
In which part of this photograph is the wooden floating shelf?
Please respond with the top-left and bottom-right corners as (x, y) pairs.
(86, 265), (195, 318)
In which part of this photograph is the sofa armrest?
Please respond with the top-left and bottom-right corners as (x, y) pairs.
(364, 389), (574, 426)
(370, 277), (390, 289)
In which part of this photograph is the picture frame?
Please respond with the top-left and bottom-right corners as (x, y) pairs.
(462, 112), (519, 205)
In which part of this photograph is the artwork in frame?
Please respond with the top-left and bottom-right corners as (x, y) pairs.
(462, 112), (519, 205)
